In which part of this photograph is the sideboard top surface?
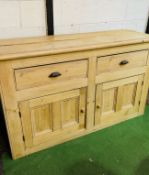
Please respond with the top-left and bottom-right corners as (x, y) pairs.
(0, 29), (149, 61)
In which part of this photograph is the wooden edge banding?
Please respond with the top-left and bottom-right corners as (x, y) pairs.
(0, 30), (149, 61)
(0, 63), (25, 159)
(86, 57), (96, 129)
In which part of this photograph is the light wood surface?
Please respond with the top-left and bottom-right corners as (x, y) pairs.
(19, 88), (86, 147)
(97, 50), (148, 74)
(15, 60), (87, 90)
(95, 75), (144, 125)
(0, 30), (149, 60)
(0, 30), (149, 159)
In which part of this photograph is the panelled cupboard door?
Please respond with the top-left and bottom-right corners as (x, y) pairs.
(19, 88), (86, 148)
(95, 75), (144, 125)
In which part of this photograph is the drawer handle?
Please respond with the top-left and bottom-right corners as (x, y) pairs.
(119, 60), (129, 65)
(49, 72), (62, 78)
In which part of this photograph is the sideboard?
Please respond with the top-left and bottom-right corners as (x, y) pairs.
(0, 30), (149, 159)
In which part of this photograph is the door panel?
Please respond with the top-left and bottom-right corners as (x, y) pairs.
(122, 83), (137, 108)
(95, 75), (144, 125)
(31, 104), (53, 134)
(102, 87), (117, 115)
(19, 88), (86, 148)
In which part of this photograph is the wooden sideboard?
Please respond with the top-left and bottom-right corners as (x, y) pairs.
(0, 30), (149, 159)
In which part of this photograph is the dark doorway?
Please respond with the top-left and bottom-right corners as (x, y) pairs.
(0, 99), (11, 174)
(146, 16), (149, 104)
(46, 0), (54, 35)
(146, 17), (149, 34)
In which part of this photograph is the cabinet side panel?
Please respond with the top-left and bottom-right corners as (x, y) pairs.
(0, 62), (25, 159)
(139, 67), (149, 113)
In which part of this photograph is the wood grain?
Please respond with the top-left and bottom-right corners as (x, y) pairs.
(0, 30), (149, 61)
(0, 30), (149, 159)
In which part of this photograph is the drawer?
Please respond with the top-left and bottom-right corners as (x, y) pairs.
(15, 60), (88, 90)
(97, 50), (148, 74)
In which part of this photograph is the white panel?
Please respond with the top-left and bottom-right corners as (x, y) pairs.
(54, 0), (149, 34)
(79, 23), (110, 33)
(79, 0), (126, 23)
(0, 0), (148, 38)
(123, 20), (138, 31)
(53, 0), (63, 26)
(20, 0), (46, 27)
(0, 0), (47, 39)
(125, 0), (149, 20)
(0, 27), (46, 39)
(137, 19), (148, 32)
(60, 0), (82, 25)
(54, 25), (80, 35)
(0, 1), (20, 28)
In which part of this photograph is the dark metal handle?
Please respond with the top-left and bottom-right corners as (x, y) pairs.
(49, 72), (62, 78)
(119, 60), (129, 65)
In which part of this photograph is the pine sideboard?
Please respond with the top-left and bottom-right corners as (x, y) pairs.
(0, 30), (149, 159)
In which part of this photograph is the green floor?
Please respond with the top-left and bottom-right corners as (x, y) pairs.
(1, 106), (149, 175)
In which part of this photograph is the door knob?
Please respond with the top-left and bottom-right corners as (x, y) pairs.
(80, 109), (84, 113)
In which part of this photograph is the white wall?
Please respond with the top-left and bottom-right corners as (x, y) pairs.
(0, 0), (149, 39)
(0, 0), (47, 39)
(54, 0), (149, 35)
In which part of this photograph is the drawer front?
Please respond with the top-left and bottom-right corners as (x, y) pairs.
(15, 60), (88, 90)
(97, 50), (148, 74)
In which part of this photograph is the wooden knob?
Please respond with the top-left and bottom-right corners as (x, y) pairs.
(96, 105), (100, 109)
(80, 109), (84, 113)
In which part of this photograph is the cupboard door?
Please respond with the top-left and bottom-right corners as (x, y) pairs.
(19, 88), (86, 148)
(95, 75), (144, 125)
